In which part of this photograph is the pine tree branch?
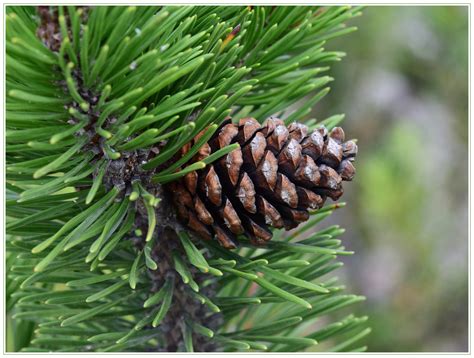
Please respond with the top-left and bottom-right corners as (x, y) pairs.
(6, 5), (368, 352)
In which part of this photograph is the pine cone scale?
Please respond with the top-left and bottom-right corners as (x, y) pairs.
(236, 172), (257, 213)
(168, 116), (357, 248)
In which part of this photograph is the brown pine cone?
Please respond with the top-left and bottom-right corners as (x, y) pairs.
(167, 117), (357, 249)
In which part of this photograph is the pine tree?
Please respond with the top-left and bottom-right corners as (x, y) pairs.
(6, 5), (370, 352)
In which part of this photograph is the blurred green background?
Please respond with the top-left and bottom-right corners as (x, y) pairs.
(317, 6), (469, 352)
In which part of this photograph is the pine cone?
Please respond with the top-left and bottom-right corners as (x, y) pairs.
(167, 117), (357, 249)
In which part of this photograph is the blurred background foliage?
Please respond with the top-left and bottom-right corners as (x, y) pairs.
(316, 6), (468, 352)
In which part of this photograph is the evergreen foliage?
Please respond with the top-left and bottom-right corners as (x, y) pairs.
(6, 5), (369, 352)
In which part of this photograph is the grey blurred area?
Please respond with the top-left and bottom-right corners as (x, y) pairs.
(315, 6), (468, 352)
